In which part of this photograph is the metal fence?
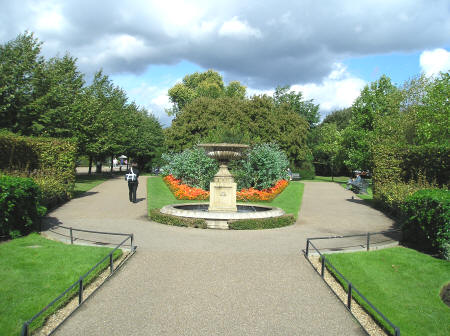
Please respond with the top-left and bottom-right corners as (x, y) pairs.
(304, 230), (401, 336)
(21, 226), (137, 336)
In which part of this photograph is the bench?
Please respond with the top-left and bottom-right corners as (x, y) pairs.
(291, 173), (301, 181)
(349, 179), (369, 194)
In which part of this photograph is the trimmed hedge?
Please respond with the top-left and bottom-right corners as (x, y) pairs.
(0, 132), (77, 208)
(228, 214), (295, 230)
(149, 209), (295, 230)
(0, 175), (46, 238)
(149, 209), (208, 229)
(402, 189), (449, 259)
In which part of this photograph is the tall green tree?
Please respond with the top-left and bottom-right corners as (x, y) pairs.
(167, 70), (246, 116)
(273, 85), (320, 128)
(30, 54), (84, 137)
(165, 95), (310, 165)
(0, 32), (43, 134)
(310, 123), (344, 179)
(322, 107), (352, 130)
(342, 75), (401, 171)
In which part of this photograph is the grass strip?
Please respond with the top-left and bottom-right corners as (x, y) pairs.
(73, 174), (112, 197)
(148, 177), (304, 218)
(325, 247), (450, 336)
(0, 233), (122, 335)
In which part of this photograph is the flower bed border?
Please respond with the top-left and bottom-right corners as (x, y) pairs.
(163, 175), (288, 202)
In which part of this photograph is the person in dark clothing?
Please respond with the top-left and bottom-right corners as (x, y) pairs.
(126, 163), (140, 203)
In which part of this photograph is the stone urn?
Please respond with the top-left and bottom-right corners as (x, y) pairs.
(198, 143), (249, 212)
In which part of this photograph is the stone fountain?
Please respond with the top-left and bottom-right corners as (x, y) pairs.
(160, 143), (285, 229)
(198, 143), (249, 212)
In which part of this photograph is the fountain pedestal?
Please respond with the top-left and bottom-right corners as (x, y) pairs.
(209, 164), (237, 212)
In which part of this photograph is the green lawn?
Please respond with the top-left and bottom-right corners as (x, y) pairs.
(147, 177), (304, 218)
(0, 234), (122, 335)
(325, 247), (450, 336)
(73, 174), (114, 197)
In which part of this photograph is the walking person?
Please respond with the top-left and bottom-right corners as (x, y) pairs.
(125, 162), (140, 203)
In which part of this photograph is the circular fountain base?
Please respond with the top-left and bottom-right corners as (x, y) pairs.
(160, 203), (285, 229)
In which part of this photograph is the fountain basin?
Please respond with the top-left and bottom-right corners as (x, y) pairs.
(160, 203), (285, 229)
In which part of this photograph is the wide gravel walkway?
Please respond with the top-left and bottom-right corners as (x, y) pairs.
(42, 177), (396, 335)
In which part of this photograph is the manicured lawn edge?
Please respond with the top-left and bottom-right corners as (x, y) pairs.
(0, 234), (122, 335)
(324, 247), (450, 336)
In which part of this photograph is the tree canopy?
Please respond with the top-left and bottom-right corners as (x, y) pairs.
(167, 69), (246, 116)
(0, 32), (164, 172)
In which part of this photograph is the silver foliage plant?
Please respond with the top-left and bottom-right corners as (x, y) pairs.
(162, 143), (289, 191)
(161, 147), (218, 190)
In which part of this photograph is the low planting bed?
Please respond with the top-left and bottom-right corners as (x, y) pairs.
(0, 234), (122, 335)
(325, 247), (450, 336)
(148, 177), (304, 229)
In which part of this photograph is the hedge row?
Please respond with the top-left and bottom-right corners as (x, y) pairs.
(0, 175), (46, 238)
(149, 209), (208, 229)
(228, 215), (295, 230)
(0, 132), (77, 208)
(402, 189), (449, 260)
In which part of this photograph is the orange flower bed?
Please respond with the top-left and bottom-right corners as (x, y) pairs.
(163, 175), (288, 202)
(163, 175), (210, 200)
(237, 179), (289, 202)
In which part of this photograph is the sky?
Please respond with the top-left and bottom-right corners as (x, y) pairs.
(1, 0), (449, 127)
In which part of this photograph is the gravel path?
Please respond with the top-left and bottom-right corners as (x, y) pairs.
(42, 178), (396, 335)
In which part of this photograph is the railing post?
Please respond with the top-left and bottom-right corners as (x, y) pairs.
(321, 256), (326, 278)
(21, 322), (29, 336)
(394, 327), (400, 336)
(78, 277), (83, 305)
(306, 239), (310, 257)
(110, 253), (114, 274)
(347, 283), (352, 309)
(70, 227), (73, 244)
(130, 233), (134, 251)
(366, 232), (370, 251)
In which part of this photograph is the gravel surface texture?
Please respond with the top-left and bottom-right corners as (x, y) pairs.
(40, 178), (397, 335)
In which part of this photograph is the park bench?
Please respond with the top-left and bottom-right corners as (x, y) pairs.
(291, 173), (301, 181)
(349, 179), (369, 194)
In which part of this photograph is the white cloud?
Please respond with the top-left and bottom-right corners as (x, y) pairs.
(291, 63), (366, 118)
(420, 48), (450, 76)
(219, 16), (262, 39)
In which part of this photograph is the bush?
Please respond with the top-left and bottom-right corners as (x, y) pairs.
(161, 147), (218, 190)
(0, 132), (77, 208)
(402, 189), (450, 259)
(295, 160), (315, 180)
(233, 143), (290, 189)
(0, 175), (46, 238)
(149, 208), (208, 229)
(229, 215), (295, 230)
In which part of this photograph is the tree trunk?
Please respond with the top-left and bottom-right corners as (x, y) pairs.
(110, 155), (114, 174)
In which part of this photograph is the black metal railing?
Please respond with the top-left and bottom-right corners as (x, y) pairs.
(21, 226), (137, 336)
(304, 230), (401, 336)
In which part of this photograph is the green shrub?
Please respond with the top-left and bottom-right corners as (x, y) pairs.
(161, 147), (218, 190)
(229, 215), (295, 230)
(0, 175), (46, 238)
(0, 132), (77, 208)
(233, 143), (290, 189)
(149, 208), (208, 228)
(401, 144), (450, 187)
(295, 160), (315, 180)
(402, 189), (450, 259)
